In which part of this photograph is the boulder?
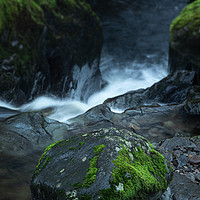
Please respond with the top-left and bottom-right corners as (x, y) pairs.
(31, 128), (171, 200)
(169, 0), (200, 83)
(184, 85), (200, 115)
(31, 127), (172, 200)
(0, 0), (103, 104)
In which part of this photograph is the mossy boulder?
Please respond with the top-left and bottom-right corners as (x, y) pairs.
(169, 0), (200, 81)
(31, 127), (172, 200)
(184, 85), (200, 115)
(0, 0), (103, 104)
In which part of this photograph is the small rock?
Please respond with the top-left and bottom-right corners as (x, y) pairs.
(60, 169), (65, 173)
(188, 150), (196, 156)
(189, 155), (200, 164)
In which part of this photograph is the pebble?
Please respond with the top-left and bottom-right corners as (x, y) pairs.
(189, 155), (200, 164)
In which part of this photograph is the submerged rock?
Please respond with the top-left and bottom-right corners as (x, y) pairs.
(31, 127), (172, 200)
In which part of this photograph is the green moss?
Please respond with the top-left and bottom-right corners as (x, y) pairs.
(69, 147), (76, 150)
(94, 144), (105, 154)
(170, 0), (200, 36)
(99, 146), (169, 200)
(79, 142), (85, 146)
(35, 140), (61, 173)
(82, 144), (105, 188)
(72, 144), (105, 190)
(79, 194), (92, 200)
(82, 155), (98, 188)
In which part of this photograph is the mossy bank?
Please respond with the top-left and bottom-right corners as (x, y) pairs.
(31, 127), (172, 200)
(0, 0), (103, 104)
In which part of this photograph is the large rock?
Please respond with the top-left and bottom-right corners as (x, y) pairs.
(31, 127), (172, 200)
(104, 71), (197, 111)
(0, 0), (103, 104)
(169, 0), (200, 82)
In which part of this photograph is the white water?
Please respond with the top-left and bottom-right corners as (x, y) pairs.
(0, 59), (168, 122)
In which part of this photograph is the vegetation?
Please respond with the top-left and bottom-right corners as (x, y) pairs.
(99, 146), (169, 200)
(170, 0), (200, 41)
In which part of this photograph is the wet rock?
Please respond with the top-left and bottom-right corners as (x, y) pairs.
(168, 173), (200, 200)
(68, 104), (116, 133)
(31, 128), (172, 200)
(104, 71), (196, 111)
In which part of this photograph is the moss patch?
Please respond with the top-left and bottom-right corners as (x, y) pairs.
(170, 0), (200, 42)
(35, 140), (62, 174)
(82, 144), (105, 188)
(73, 144), (105, 190)
(99, 146), (168, 200)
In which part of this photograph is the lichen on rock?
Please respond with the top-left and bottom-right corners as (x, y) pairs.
(31, 128), (172, 200)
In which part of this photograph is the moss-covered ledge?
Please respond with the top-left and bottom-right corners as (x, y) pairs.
(31, 128), (172, 200)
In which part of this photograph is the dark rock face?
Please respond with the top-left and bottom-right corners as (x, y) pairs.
(0, 0), (103, 104)
(104, 71), (197, 111)
(184, 86), (200, 115)
(31, 127), (172, 200)
(169, 0), (200, 83)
